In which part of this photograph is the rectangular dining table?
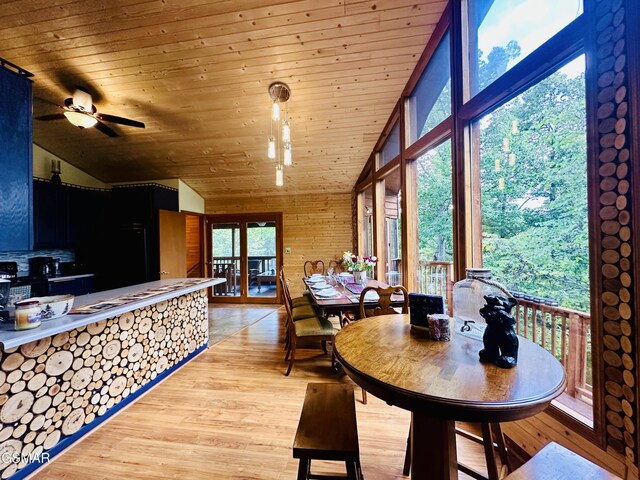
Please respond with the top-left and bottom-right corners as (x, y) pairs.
(303, 277), (404, 316)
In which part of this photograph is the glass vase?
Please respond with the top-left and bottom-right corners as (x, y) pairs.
(453, 268), (510, 339)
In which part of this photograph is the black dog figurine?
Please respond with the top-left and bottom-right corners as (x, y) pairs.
(478, 295), (519, 368)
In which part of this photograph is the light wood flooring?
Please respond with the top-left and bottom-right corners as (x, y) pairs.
(32, 307), (486, 479)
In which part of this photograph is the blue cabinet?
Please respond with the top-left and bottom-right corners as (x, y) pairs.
(0, 66), (33, 251)
(48, 275), (95, 296)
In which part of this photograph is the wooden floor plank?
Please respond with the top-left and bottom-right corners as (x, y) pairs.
(32, 306), (485, 479)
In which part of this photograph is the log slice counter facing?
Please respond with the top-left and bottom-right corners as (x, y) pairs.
(0, 279), (223, 480)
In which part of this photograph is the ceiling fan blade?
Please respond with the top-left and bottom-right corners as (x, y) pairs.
(96, 113), (145, 128)
(34, 96), (64, 108)
(94, 120), (119, 137)
(35, 114), (66, 121)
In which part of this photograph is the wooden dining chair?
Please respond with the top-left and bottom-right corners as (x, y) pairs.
(356, 284), (409, 404)
(327, 259), (345, 273)
(304, 260), (325, 277)
(279, 268), (316, 350)
(358, 284), (409, 319)
(282, 279), (337, 376)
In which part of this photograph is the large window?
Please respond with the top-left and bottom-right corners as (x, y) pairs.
(379, 122), (400, 167)
(380, 169), (402, 285)
(468, 0), (583, 95)
(416, 139), (454, 310)
(475, 56), (588, 311)
(473, 55), (592, 423)
(359, 186), (374, 257)
(407, 32), (451, 145)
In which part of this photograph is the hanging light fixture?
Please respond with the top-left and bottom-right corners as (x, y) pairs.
(268, 81), (292, 186)
(283, 143), (292, 166)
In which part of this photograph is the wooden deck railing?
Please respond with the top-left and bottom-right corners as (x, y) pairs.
(513, 297), (592, 404)
(417, 260), (454, 315)
(416, 260), (592, 406)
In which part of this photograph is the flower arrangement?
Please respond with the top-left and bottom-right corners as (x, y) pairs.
(342, 251), (377, 273)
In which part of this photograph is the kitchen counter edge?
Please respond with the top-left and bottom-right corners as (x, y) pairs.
(0, 278), (224, 349)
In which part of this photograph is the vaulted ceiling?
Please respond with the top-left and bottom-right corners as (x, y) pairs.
(0, 0), (447, 201)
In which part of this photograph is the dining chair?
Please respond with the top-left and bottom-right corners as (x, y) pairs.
(327, 259), (345, 273)
(303, 260), (325, 277)
(358, 284), (409, 320)
(282, 276), (337, 376)
(356, 284), (409, 404)
(279, 268), (319, 353)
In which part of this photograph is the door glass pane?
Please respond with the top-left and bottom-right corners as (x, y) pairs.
(416, 139), (454, 311)
(359, 187), (374, 257)
(379, 122), (400, 167)
(247, 222), (277, 298)
(211, 222), (240, 297)
(473, 55), (591, 424)
(381, 169), (402, 285)
(468, 0), (582, 96)
(408, 32), (451, 145)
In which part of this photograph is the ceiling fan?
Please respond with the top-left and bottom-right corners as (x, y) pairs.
(35, 88), (145, 137)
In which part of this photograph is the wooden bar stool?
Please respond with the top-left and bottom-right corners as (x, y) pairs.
(293, 383), (363, 480)
(504, 442), (621, 479)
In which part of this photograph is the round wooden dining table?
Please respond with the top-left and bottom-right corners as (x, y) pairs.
(333, 314), (567, 480)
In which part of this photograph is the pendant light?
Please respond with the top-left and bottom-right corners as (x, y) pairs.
(268, 82), (292, 186)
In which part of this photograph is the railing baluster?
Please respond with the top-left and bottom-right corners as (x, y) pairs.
(541, 308), (547, 350)
(551, 314), (557, 360)
(531, 304), (538, 345)
(561, 315), (568, 367)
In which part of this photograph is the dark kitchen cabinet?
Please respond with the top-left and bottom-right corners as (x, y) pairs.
(108, 185), (178, 288)
(33, 180), (69, 249)
(48, 275), (95, 296)
(0, 65), (33, 251)
(33, 180), (110, 250)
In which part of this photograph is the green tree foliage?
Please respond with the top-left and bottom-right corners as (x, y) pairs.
(480, 57), (588, 312)
(416, 43), (589, 311)
(417, 141), (453, 262)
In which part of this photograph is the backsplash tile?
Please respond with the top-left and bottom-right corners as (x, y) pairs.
(0, 250), (75, 276)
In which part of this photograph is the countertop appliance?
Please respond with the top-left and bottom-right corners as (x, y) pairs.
(29, 256), (55, 278)
(0, 261), (18, 281)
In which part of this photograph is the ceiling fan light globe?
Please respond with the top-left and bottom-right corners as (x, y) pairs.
(64, 111), (98, 128)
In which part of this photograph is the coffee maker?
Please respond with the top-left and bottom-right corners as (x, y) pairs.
(29, 256), (56, 278)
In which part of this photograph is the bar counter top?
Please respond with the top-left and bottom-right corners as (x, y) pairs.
(0, 278), (223, 349)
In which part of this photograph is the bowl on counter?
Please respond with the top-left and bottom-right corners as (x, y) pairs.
(27, 295), (75, 320)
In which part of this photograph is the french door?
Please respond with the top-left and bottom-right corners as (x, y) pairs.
(205, 213), (282, 304)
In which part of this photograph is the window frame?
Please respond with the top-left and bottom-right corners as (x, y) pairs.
(353, 0), (607, 448)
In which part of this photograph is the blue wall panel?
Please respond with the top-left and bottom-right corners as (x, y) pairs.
(0, 66), (33, 251)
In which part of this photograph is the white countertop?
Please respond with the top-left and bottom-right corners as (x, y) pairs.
(0, 278), (224, 349)
(47, 273), (95, 282)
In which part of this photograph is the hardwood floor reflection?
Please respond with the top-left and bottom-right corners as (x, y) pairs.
(34, 307), (485, 479)
(208, 304), (279, 345)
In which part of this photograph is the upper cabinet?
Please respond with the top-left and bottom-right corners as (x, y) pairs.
(0, 65), (33, 251)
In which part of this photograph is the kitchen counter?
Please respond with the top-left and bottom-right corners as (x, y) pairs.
(47, 273), (95, 282)
(0, 278), (224, 348)
(0, 278), (223, 479)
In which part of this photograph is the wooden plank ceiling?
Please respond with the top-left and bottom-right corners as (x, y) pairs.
(0, 0), (446, 200)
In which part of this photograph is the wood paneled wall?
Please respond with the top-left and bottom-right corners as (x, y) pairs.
(206, 193), (353, 297)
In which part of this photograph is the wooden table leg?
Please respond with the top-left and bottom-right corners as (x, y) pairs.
(411, 412), (458, 480)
